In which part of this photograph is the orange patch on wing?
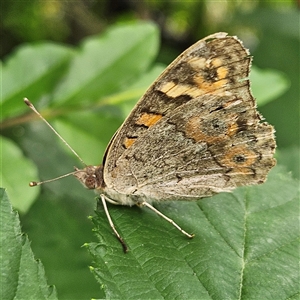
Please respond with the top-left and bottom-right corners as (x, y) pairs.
(123, 137), (136, 149)
(159, 82), (205, 98)
(211, 58), (223, 67)
(217, 66), (228, 80)
(185, 116), (228, 144)
(159, 81), (176, 94)
(227, 122), (239, 137)
(136, 113), (163, 127)
(226, 114), (239, 137)
(194, 75), (228, 94)
(219, 145), (257, 168)
(193, 62), (229, 94)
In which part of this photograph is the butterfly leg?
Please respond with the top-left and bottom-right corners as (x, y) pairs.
(100, 194), (128, 253)
(140, 201), (195, 239)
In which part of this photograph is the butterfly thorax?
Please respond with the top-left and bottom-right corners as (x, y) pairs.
(74, 165), (105, 190)
(74, 164), (140, 206)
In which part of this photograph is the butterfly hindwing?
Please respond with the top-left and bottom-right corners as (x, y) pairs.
(105, 93), (275, 200)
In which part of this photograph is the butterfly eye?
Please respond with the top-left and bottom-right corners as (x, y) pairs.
(85, 175), (97, 189)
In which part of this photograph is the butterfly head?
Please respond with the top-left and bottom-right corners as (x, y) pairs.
(74, 165), (105, 190)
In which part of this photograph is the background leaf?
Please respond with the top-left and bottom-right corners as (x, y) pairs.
(276, 147), (300, 180)
(0, 136), (40, 213)
(0, 188), (57, 300)
(1, 43), (73, 120)
(250, 66), (290, 106)
(88, 167), (299, 299)
(52, 22), (159, 107)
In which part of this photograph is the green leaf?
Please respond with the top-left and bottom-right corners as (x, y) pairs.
(87, 166), (299, 299)
(0, 188), (57, 299)
(0, 136), (40, 213)
(1, 43), (73, 120)
(276, 146), (300, 179)
(20, 189), (102, 299)
(250, 66), (290, 106)
(52, 22), (159, 106)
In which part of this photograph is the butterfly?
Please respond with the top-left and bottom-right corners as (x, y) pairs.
(26, 32), (276, 252)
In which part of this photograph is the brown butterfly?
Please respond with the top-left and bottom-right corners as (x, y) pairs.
(26, 32), (276, 252)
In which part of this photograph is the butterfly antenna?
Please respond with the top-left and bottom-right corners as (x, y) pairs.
(24, 98), (87, 167)
(29, 170), (79, 187)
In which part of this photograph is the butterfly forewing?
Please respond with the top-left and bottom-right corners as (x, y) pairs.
(102, 32), (276, 200)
